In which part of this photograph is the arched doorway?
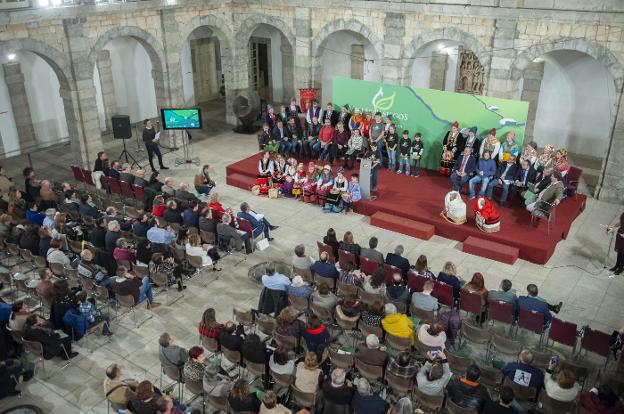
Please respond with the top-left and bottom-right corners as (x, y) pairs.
(247, 23), (294, 104)
(524, 50), (616, 192)
(0, 50), (69, 156)
(409, 40), (463, 92)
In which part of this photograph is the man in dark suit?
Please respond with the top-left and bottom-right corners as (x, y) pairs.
(285, 116), (303, 156)
(174, 182), (199, 207)
(118, 164), (134, 185)
(273, 120), (292, 156)
(518, 283), (562, 327)
(107, 161), (121, 180)
(305, 100), (322, 126)
(450, 147), (476, 192)
(219, 321), (244, 354)
(385, 245), (410, 277)
(486, 154), (519, 205)
(510, 159), (537, 201)
(311, 251), (339, 280)
(321, 102), (339, 127)
(237, 202), (277, 241)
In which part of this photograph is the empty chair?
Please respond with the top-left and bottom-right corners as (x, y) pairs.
(487, 331), (523, 360)
(288, 295), (309, 313)
(546, 317), (578, 353)
(201, 336), (219, 354)
(291, 385), (316, 410)
(460, 320), (491, 348)
(221, 347), (242, 366)
(579, 326), (611, 367)
(233, 307), (254, 328)
(184, 376), (205, 413)
(488, 300), (514, 327)
(476, 362), (503, 390)
(413, 387), (444, 412)
(161, 363), (184, 401)
(270, 369), (294, 389)
(409, 304), (435, 325)
(382, 263), (400, 285)
(338, 249), (356, 270)
(206, 394), (228, 412)
(310, 302), (333, 324)
(359, 323), (383, 340)
(446, 352), (475, 375)
(517, 308), (546, 345)
(358, 289), (385, 307)
(272, 331), (298, 351)
(432, 282), (454, 308)
(293, 266), (313, 284)
(336, 281), (358, 297)
(255, 315), (276, 337)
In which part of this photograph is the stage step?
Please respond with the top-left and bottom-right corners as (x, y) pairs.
(226, 173), (255, 191)
(462, 236), (519, 265)
(370, 212), (435, 240)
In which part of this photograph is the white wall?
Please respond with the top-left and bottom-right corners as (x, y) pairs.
(320, 31), (381, 104)
(103, 37), (157, 123)
(410, 40), (460, 91)
(533, 50), (615, 158)
(252, 25), (284, 102)
(93, 64), (106, 130)
(0, 63), (20, 156)
(181, 39), (194, 105)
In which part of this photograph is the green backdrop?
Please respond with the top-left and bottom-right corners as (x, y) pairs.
(331, 76), (529, 170)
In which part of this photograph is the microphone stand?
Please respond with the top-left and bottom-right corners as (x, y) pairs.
(604, 226), (616, 269)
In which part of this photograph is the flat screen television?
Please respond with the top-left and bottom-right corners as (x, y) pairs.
(160, 108), (202, 130)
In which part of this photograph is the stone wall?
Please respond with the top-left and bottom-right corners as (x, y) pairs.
(0, 0), (623, 201)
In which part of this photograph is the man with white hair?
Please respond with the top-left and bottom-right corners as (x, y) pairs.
(385, 244), (410, 277)
(42, 208), (56, 229)
(351, 377), (389, 414)
(322, 368), (354, 408)
(105, 220), (121, 253)
(356, 334), (387, 366)
(39, 179), (58, 205)
(175, 181), (199, 204)
(133, 169), (147, 188)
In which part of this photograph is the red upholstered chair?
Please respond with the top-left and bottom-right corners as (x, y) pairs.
(383, 263), (401, 285)
(488, 300), (514, 327)
(338, 249), (356, 270)
(119, 180), (134, 200)
(579, 326), (611, 367)
(546, 317), (578, 353)
(71, 165), (85, 188)
(433, 282), (454, 308)
(107, 177), (123, 200)
(517, 308), (546, 346)
(132, 184), (144, 206)
(459, 289), (483, 320)
(82, 169), (96, 187)
(566, 166), (583, 199)
(316, 241), (335, 263)
(359, 256), (378, 276)
(407, 270), (427, 293)
(236, 218), (254, 238)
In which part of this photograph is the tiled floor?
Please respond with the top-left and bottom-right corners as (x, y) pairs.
(1, 122), (623, 412)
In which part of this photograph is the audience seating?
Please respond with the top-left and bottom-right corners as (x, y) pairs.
(386, 332), (412, 352)
(288, 295), (309, 313)
(385, 369), (413, 395)
(273, 331), (297, 351)
(336, 281), (358, 297)
(503, 376), (538, 402)
(462, 236), (519, 265)
(358, 256), (378, 276)
(409, 305), (435, 325)
(459, 321), (491, 349)
(476, 361), (503, 390)
(354, 357), (384, 382)
(537, 393), (576, 414)
(459, 289), (483, 321)
(255, 315), (276, 337)
(383, 263), (401, 285)
(205, 394), (228, 412)
(316, 241), (335, 263)
(432, 282), (454, 308)
(291, 385), (316, 411)
(546, 316), (578, 354)
(487, 300), (514, 327)
(233, 307), (254, 327)
(310, 302), (333, 324)
(487, 332), (523, 361)
(446, 352), (475, 375)
(517, 308), (547, 346)
(184, 376), (205, 414)
(357, 289), (385, 307)
(560, 359), (589, 389)
(358, 322), (383, 340)
(413, 387), (444, 412)
(161, 363), (184, 401)
(338, 249), (356, 270)
(407, 270), (427, 293)
(578, 326), (611, 367)
(328, 347), (355, 370)
(444, 396), (478, 414)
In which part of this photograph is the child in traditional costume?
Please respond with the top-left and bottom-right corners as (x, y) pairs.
(292, 163), (306, 199)
(342, 173), (362, 214)
(553, 148), (570, 176)
(315, 165), (334, 205)
(479, 128), (500, 163)
(499, 131), (520, 162)
(281, 157), (298, 197)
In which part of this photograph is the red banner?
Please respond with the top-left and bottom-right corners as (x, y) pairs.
(299, 88), (318, 112)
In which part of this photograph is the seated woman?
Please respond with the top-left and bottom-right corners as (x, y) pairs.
(36, 268), (55, 304)
(260, 390), (292, 414)
(360, 300), (384, 327)
(463, 272), (488, 307)
(269, 347), (295, 376)
(195, 164), (215, 196)
(315, 165), (334, 205)
(111, 266), (160, 310)
(363, 268), (386, 296)
(38, 226), (52, 257)
(580, 384), (623, 414)
(242, 334), (267, 365)
(113, 238), (135, 263)
(287, 275), (312, 299)
(129, 380), (163, 414)
(322, 228), (340, 260)
(207, 192), (227, 222)
(386, 351), (418, 379)
(310, 283), (338, 311)
(281, 157), (298, 197)
(227, 379), (261, 413)
(345, 129), (366, 170)
(22, 314), (77, 359)
(149, 252), (186, 291)
(545, 363), (580, 402)
(417, 321), (447, 348)
(292, 244), (314, 270)
(199, 307), (223, 341)
(8, 301), (30, 332)
(335, 294), (363, 323)
(413, 255), (435, 279)
(437, 261), (463, 301)
(183, 346), (207, 383)
(338, 231), (361, 262)
(163, 199), (182, 225)
(185, 233), (221, 272)
(151, 195), (166, 218)
(46, 237), (70, 267)
(162, 178), (175, 197)
(275, 306), (304, 338)
(295, 352), (323, 394)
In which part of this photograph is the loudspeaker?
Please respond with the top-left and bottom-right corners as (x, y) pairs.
(112, 115), (131, 139)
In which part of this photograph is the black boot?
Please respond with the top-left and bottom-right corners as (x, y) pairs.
(177, 280), (187, 291)
(609, 265), (619, 272)
(553, 302), (563, 313)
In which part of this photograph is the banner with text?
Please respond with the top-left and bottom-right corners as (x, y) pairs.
(331, 76), (529, 170)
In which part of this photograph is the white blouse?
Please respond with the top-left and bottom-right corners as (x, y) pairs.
(185, 243), (213, 266)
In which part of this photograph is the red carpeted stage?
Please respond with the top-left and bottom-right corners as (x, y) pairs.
(226, 153), (587, 264)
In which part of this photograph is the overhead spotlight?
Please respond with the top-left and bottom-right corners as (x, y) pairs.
(7, 53), (16, 61)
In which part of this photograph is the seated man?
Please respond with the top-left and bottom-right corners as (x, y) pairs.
(518, 283), (561, 327)
(111, 267), (160, 309)
(219, 321), (245, 354)
(311, 251), (339, 281)
(79, 194), (101, 218)
(417, 351), (452, 396)
(385, 245), (410, 277)
(118, 163), (134, 184)
(146, 218), (177, 251)
(450, 147), (476, 192)
(158, 332), (188, 368)
(351, 378), (389, 414)
(445, 364), (492, 411)
(502, 349), (544, 390)
(261, 263), (291, 292)
(76, 291), (112, 336)
(360, 236), (384, 264)
(488, 279), (518, 318)
(175, 182), (199, 205)
(381, 303), (414, 344)
(104, 363), (138, 408)
(133, 169), (147, 188)
(482, 385), (515, 414)
(322, 368), (354, 408)
(77, 249), (113, 289)
(22, 314), (78, 359)
(356, 334), (387, 367)
(237, 202), (276, 241)
(216, 213), (252, 254)
(487, 154), (519, 206)
(411, 280), (439, 313)
(526, 172), (565, 214)
(511, 159), (537, 201)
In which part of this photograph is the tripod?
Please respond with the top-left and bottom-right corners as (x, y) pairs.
(118, 137), (142, 169)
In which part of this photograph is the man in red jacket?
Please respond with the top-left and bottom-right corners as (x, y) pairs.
(317, 118), (334, 162)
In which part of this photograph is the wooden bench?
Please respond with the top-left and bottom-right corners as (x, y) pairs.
(463, 236), (519, 264)
(226, 173), (256, 191)
(370, 212), (435, 240)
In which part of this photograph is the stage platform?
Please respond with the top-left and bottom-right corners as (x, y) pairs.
(226, 153), (587, 264)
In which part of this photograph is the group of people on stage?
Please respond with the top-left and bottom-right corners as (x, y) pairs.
(442, 121), (572, 212)
(256, 151), (362, 213)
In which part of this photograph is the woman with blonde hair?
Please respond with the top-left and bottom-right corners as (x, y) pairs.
(185, 232), (221, 271)
(207, 192), (226, 220)
(260, 390), (292, 414)
(437, 261), (463, 301)
(294, 352), (322, 394)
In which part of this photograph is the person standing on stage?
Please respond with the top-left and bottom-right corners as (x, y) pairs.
(142, 119), (168, 171)
(396, 130), (411, 175)
(410, 132), (425, 178)
(609, 213), (624, 275)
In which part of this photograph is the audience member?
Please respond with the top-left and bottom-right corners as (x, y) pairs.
(217, 213), (252, 254)
(544, 361), (580, 402)
(445, 364), (492, 411)
(292, 244), (314, 269)
(36, 268), (55, 303)
(238, 201), (277, 241)
(198, 307), (223, 340)
(287, 275), (312, 298)
(501, 349), (544, 390)
(295, 352), (322, 394)
(113, 238), (135, 263)
(417, 321), (447, 348)
(351, 377), (388, 414)
(386, 273), (409, 303)
(381, 303), (414, 343)
(363, 268), (386, 295)
(186, 232), (221, 271)
(76, 290), (112, 336)
(322, 368), (354, 409)
(262, 263), (291, 292)
(311, 251), (339, 281)
(311, 283), (339, 311)
(580, 384), (623, 414)
(163, 200), (182, 224)
(129, 380), (163, 414)
(183, 346), (206, 383)
(385, 245), (410, 276)
(322, 228), (340, 259)
(8, 301), (29, 332)
(518, 283), (561, 327)
(412, 254), (435, 279)
(356, 334), (386, 366)
(104, 363), (138, 408)
(360, 300), (384, 327)
(360, 236), (384, 265)
(227, 379), (261, 412)
(437, 261), (462, 300)
(242, 333), (267, 365)
(23, 314), (77, 359)
(463, 272), (488, 308)
(111, 267), (160, 309)
(335, 294), (363, 323)
(219, 321), (245, 355)
(269, 347), (295, 375)
(488, 279), (518, 316)
(338, 231), (361, 261)
(46, 238), (70, 267)
(482, 385), (515, 414)
(386, 351), (418, 379)
(105, 220), (121, 252)
(417, 351), (452, 396)
(260, 390), (292, 414)
(411, 280), (439, 313)
(158, 332), (188, 368)
(90, 217), (107, 248)
(302, 314), (330, 358)
(175, 182), (199, 204)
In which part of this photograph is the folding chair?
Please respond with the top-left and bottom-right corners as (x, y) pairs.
(385, 370), (413, 396)
(459, 320), (491, 348)
(488, 300), (514, 328)
(328, 347), (355, 370)
(359, 256), (378, 276)
(386, 332), (412, 352)
(432, 281), (454, 308)
(116, 294), (152, 328)
(383, 263), (401, 285)
(291, 385), (316, 411)
(445, 396), (478, 414)
(487, 331), (523, 361)
(517, 308), (547, 346)
(546, 316), (578, 354)
(413, 387), (444, 413)
(338, 249), (356, 270)
(288, 295), (309, 313)
(336, 281), (358, 297)
(355, 357), (384, 382)
(233, 307), (254, 328)
(316, 241), (335, 263)
(407, 270), (428, 293)
(446, 352), (475, 375)
(184, 377), (206, 413)
(459, 289), (484, 322)
(578, 326), (611, 367)
(409, 304), (435, 325)
(503, 376), (538, 402)
(538, 389), (576, 413)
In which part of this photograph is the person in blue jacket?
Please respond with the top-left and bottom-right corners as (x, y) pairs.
(468, 150), (497, 199)
(518, 284), (562, 327)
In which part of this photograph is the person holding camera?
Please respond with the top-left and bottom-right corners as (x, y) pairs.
(416, 350), (452, 396)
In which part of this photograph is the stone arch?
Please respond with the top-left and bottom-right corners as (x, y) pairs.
(235, 14), (296, 54)
(87, 26), (168, 108)
(311, 18), (384, 87)
(401, 27), (490, 86)
(510, 37), (624, 90)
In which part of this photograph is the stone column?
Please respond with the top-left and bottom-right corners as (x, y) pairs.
(294, 7), (312, 90)
(281, 37), (295, 102)
(62, 18), (103, 168)
(520, 61), (545, 142)
(596, 86), (624, 202)
(96, 50), (116, 132)
(3, 62), (37, 152)
(429, 52), (448, 91)
(381, 12), (403, 85)
(485, 19), (519, 99)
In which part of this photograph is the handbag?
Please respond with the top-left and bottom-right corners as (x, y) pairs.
(251, 185), (261, 196)
(268, 188), (279, 199)
(256, 238), (270, 251)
